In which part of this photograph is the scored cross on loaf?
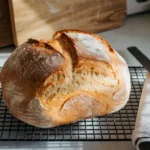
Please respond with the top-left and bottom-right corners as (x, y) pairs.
(0, 29), (131, 128)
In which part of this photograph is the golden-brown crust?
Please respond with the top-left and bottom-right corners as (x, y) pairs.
(53, 29), (115, 54)
(0, 29), (130, 128)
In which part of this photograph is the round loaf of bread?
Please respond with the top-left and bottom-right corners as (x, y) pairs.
(0, 30), (130, 128)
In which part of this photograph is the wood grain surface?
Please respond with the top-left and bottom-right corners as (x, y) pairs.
(0, 0), (13, 47)
(9, 0), (126, 46)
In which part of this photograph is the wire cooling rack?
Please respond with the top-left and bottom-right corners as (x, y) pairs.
(0, 67), (147, 141)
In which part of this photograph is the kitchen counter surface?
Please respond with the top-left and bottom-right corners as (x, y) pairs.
(0, 141), (135, 150)
(0, 12), (150, 150)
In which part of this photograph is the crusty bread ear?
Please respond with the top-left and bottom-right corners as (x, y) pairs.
(0, 29), (130, 128)
(55, 33), (78, 68)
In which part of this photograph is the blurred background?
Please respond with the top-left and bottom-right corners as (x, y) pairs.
(0, 0), (150, 66)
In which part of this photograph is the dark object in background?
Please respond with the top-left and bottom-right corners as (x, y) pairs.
(136, 0), (149, 2)
(139, 142), (150, 150)
(127, 47), (150, 72)
(0, 0), (13, 47)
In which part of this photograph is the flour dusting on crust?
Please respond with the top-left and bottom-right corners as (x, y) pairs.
(0, 30), (131, 128)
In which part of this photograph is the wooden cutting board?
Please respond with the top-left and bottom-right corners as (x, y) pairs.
(9, 0), (126, 46)
(0, 0), (13, 47)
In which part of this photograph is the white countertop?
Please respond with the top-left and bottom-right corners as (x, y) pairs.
(0, 12), (150, 150)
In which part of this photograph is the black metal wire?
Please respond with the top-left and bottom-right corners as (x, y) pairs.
(0, 67), (146, 141)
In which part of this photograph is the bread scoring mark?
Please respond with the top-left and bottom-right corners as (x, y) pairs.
(65, 32), (110, 61)
(59, 95), (93, 118)
(58, 94), (109, 122)
(58, 33), (78, 68)
(108, 45), (114, 53)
